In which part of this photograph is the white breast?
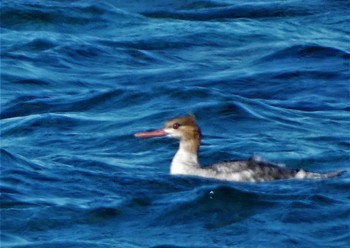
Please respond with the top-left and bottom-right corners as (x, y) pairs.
(170, 145), (199, 175)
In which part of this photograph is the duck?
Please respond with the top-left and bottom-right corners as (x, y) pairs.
(135, 114), (345, 182)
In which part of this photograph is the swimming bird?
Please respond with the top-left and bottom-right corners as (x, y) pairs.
(135, 114), (345, 182)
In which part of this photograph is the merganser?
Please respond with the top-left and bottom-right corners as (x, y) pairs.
(135, 114), (345, 182)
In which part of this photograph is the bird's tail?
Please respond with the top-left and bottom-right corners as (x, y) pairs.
(295, 169), (346, 179)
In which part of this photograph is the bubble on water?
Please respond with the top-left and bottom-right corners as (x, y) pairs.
(209, 190), (214, 199)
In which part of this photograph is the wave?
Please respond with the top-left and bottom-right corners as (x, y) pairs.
(261, 44), (350, 61)
(152, 185), (274, 228)
(1, 240), (109, 248)
(1, 0), (142, 31)
(0, 89), (126, 119)
(0, 149), (60, 210)
(5, 38), (57, 54)
(1, 148), (43, 172)
(141, 2), (313, 21)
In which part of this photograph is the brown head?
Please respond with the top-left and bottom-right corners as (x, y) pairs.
(135, 114), (201, 143)
(135, 114), (202, 166)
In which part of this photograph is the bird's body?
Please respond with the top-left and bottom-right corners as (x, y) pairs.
(135, 114), (345, 182)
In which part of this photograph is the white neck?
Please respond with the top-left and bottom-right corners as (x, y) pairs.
(170, 140), (200, 175)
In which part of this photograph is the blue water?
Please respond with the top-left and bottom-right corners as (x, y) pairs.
(1, 0), (350, 247)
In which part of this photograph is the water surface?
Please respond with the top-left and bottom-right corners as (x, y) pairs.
(1, 0), (350, 247)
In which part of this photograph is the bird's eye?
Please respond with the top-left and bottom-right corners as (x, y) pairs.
(172, 123), (181, 129)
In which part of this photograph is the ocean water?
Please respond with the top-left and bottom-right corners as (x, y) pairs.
(1, 0), (350, 247)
